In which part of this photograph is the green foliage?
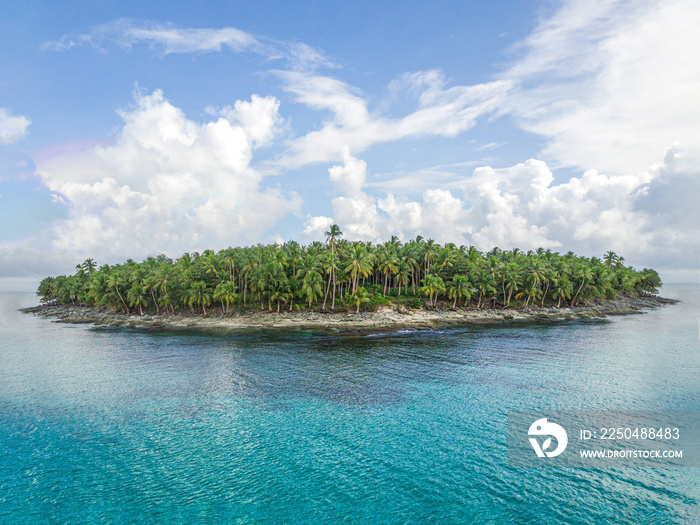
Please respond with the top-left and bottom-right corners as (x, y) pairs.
(364, 283), (382, 294)
(348, 286), (371, 313)
(35, 238), (660, 314)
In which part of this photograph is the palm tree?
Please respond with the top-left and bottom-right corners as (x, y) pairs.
(436, 246), (459, 273)
(214, 281), (238, 314)
(88, 272), (111, 309)
(37, 276), (56, 303)
(571, 264), (594, 305)
(377, 249), (399, 296)
(344, 243), (373, 295)
(284, 241), (304, 279)
(604, 251), (619, 268)
(448, 275), (472, 308)
(637, 269), (661, 295)
(301, 270), (323, 309)
(421, 239), (439, 278)
(106, 271), (130, 313)
(320, 252), (340, 310)
(188, 282), (212, 315)
(270, 290), (289, 312)
(127, 282), (149, 315)
(219, 249), (237, 282)
(325, 224), (343, 249)
(502, 262), (522, 307)
(81, 258), (98, 276)
(420, 274), (446, 307)
(350, 286), (371, 313)
(552, 277), (573, 307)
(396, 261), (411, 296)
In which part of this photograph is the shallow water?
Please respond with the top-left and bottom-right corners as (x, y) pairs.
(1, 286), (698, 523)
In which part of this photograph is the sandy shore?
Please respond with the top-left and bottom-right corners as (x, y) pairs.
(21, 294), (678, 336)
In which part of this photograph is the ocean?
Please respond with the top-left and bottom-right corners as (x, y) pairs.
(1, 285), (698, 523)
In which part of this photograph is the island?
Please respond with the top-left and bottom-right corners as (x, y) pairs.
(23, 227), (676, 335)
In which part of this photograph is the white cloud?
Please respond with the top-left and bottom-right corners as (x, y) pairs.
(120, 25), (257, 54)
(476, 142), (502, 152)
(284, 42), (340, 71)
(303, 145), (699, 273)
(462, 159), (651, 253)
(302, 215), (333, 237)
(43, 19), (260, 54)
(631, 144), (700, 269)
(42, 19), (336, 72)
(303, 151), (472, 244)
(274, 70), (511, 168)
(36, 90), (301, 262)
(365, 161), (481, 196)
(0, 108), (30, 145)
(501, 0), (700, 174)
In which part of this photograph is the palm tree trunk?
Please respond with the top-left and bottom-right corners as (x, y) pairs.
(322, 271), (332, 310)
(331, 271), (336, 310)
(115, 285), (129, 313)
(541, 280), (550, 306)
(151, 289), (160, 314)
(572, 278), (585, 305)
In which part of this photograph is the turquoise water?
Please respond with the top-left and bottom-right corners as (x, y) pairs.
(1, 286), (698, 524)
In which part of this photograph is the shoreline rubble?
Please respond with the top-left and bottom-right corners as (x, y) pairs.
(20, 294), (679, 336)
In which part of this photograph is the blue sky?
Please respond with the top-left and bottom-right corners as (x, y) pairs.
(1, 0), (699, 289)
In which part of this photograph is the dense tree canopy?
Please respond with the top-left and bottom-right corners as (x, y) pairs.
(36, 228), (662, 315)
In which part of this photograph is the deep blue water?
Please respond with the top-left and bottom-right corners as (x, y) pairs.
(0, 286), (698, 524)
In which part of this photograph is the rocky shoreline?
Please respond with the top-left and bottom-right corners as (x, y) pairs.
(21, 294), (679, 336)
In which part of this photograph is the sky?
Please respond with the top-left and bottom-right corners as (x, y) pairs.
(1, 0), (699, 290)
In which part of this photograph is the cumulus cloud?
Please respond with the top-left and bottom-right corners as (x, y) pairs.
(36, 90), (300, 261)
(632, 144), (700, 268)
(274, 70), (511, 168)
(462, 159), (650, 254)
(303, 150), (473, 244)
(303, 145), (698, 272)
(501, 0), (700, 174)
(0, 108), (30, 144)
